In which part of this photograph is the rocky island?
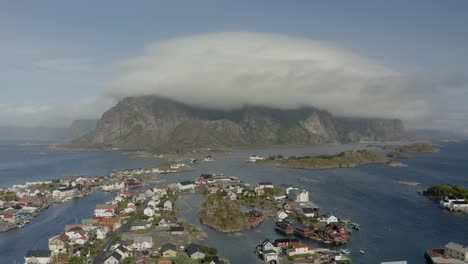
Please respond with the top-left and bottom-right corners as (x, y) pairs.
(259, 149), (391, 169)
(376, 143), (440, 158)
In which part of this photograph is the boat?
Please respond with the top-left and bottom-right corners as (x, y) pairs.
(17, 223), (25, 228)
(360, 250), (365, 254)
(340, 249), (351, 254)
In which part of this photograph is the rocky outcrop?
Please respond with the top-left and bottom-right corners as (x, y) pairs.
(74, 96), (407, 152)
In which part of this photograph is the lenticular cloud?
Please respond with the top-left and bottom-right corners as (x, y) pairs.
(111, 32), (436, 121)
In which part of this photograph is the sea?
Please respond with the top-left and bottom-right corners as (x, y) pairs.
(0, 141), (467, 264)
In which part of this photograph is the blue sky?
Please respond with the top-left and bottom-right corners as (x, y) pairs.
(1, 1), (468, 130)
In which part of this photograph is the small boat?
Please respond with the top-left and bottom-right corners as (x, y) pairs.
(24, 220), (30, 224)
(340, 249), (351, 254)
(17, 223), (25, 228)
(360, 250), (365, 254)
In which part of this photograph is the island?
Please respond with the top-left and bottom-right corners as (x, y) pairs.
(375, 142), (440, 158)
(259, 149), (390, 169)
(423, 184), (468, 213)
(198, 193), (251, 232)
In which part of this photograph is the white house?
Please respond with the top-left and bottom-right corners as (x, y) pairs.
(131, 236), (153, 251)
(289, 190), (309, 203)
(258, 182), (274, 189)
(24, 250), (52, 264)
(318, 213), (339, 224)
(163, 200), (173, 211)
(52, 187), (76, 200)
(276, 210), (288, 221)
(178, 181), (196, 191)
(48, 235), (66, 255)
(148, 200), (159, 208)
(143, 207), (155, 217)
(444, 242), (468, 261)
(104, 252), (123, 264)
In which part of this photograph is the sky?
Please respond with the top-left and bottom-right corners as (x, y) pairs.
(1, 0), (468, 132)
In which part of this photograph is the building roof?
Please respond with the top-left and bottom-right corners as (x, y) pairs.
(187, 244), (203, 255)
(179, 181), (195, 186)
(301, 207), (316, 214)
(170, 226), (185, 232)
(95, 204), (116, 210)
(108, 252), (122, 261)
(161, 243), (177, 252)
(445, 242), (468, 253)
(25, 250), (51, 258)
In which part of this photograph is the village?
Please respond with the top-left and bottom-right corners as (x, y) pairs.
(5, 153), (359, 264)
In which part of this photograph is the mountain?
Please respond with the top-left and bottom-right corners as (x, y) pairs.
(65, 119), (98, 140)
(73, 96), (406, 152)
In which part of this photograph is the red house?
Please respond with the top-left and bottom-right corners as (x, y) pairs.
(275, 221), (294, 235)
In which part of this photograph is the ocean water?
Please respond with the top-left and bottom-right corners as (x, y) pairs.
(0, 142), (467, 263)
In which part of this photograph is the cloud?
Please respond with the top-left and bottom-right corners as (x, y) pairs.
(110, 32), (440, 122)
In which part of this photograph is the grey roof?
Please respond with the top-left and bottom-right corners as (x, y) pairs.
(161, 243), (177, 252)
(170, 226), (185, 232)
(180, 181), (194, 186)
(25, 250), (51, 258)
(187, 244), (203, 255)
(445, 242), (468, 253)
(108, 252), (122, 261)
(301, 207), (315, 214)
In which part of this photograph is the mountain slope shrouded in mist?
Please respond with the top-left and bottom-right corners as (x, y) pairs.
(73, 96), (406, 152)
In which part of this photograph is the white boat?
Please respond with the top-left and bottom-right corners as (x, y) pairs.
(340, 249), (351, 254)
(360, 250), (365, 254)
(248, 155), (265, 163)
(17, 223), (25, 228)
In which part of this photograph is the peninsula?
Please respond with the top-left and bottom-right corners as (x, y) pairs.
(259, 149), (390, 169)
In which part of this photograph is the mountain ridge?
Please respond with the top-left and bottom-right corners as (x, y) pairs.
(73, 96), (407, 153)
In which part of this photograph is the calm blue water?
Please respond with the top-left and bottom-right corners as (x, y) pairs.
(0, 142), (467, 263)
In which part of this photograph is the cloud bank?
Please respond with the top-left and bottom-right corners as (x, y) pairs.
(111, 32), (439, 121)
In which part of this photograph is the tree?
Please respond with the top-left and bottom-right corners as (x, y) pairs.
(87, 229), (97, 242)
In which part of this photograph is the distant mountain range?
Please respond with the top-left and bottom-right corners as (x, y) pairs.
(0, 119), (97, 143)
(71, 96), (407, 153)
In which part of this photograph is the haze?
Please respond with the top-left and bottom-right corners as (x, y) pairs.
(1, 1), (468, 133)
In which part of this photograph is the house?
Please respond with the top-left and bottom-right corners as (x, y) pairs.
(143, 207), (155, 217)
(160, 243), (177, 258)
(274, 238), (299, 247)
(114, 245), (129, 258)
(187, 244), (206, 259)
(104, 252), (123, 264)
(95, 217), (121, 231)
(178, 181), (196, 191)
(451, 201), (468, 211)
(170, 226), (185, 235)
(131, 220), (151, 231)
(51, 187), (76, 200)
(48, 235), (66, 255)
(284, 242), (315, 256)
(136, 256), (154, 264)
(275, 221), (294, 234)
(94, 204), (116, 218)
(24, 250), (52, 264)
(440, 195), (465, 207)
(318, 213), (338, 224)
(298, 207), (317, 217)
(123, 205), (137, 214)
(163, 200), (173, 211)
(258, 182), (274, 189)
(197, 174), (214, 184)
(131, 236), (153, 251)
(289, 190), (309, 203)
(263, 250), (278, 263)
(444, 242), (468, 261)
(261, 240), (279, 253)
(228, 192), (237, 200)
(276, 210), (288, 221)
(148, 200), (159, 208)
(203, 256), (225, 264)
(294, 225), (312, 237)
(158, 218), (177, 228)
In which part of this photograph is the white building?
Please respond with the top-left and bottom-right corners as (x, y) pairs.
(24, 250), (52, 264)
(276, 210), (288, 221)
(143, 207), (155, 217)
(318, 214), (339, 224)
(51, 187), (76, 200)
(289, 190), (309, 203)
(163, 200), (173, 211)
(131, 236), (153, 251)
(178, 181), (196, 191)
(248, 155), (265, 163)
(94, 204), (116, 218)
(444, 242), (468, 261)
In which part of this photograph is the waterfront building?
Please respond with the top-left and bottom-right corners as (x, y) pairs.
(445, 242), (468, 261)
(24, 250), (51, 264)
(289, 189), (309, 203)
(161, 243), (177, 258)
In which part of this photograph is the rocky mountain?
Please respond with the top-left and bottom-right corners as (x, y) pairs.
(74, 96), (406, 152)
